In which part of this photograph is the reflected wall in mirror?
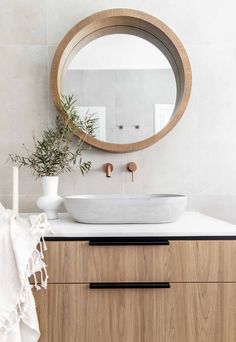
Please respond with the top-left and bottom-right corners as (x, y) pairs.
(51, 9), (192, 152)
(62, 34), (177, 144)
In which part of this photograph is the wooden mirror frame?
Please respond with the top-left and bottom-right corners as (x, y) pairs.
(51, 9), (192, 153)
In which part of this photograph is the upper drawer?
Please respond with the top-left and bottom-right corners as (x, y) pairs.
(170, 240), (236, 282)
(45, 239), (170, 283)
(44, 240), (236, 283)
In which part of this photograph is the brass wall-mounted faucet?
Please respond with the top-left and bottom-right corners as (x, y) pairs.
(103, 163), (113, 178)
(127, 162), (137, 182)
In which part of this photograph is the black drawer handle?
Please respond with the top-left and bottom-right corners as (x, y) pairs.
(89, 238), (169, 246)
(89, 282), (171, 289)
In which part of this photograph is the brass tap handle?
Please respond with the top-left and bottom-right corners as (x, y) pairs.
(103, 163), (113, 178)
(127, 162), (137, 182)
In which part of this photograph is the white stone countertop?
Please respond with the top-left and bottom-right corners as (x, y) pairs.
(23, 211), (236, 238)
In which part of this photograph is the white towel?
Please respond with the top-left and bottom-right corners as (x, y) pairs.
(0, 203), (53, 342)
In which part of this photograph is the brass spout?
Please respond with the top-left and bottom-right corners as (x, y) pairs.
(103, 163), (113, 178)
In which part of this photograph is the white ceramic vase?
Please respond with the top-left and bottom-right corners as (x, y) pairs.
(37, 176), (63, 220)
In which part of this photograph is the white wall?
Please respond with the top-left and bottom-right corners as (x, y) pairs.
(0, 0), (236, 223)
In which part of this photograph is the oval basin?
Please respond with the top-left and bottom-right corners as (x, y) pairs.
(64, 194), (187, 224)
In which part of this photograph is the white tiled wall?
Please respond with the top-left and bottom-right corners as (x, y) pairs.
(1, 0), (236, 223)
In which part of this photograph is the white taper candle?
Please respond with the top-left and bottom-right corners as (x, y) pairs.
(12, 166), (19, 214)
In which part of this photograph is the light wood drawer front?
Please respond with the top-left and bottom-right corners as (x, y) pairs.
(34, 283), (236, 342)
(45, 241), (170, 283)
(170, 240), (236, 282)
(44, 240), (236, 283)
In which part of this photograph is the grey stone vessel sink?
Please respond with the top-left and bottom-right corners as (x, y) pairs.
(64, 194), (187, 224)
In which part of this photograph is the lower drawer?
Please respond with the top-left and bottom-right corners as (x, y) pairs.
(34, 283), (236, 342)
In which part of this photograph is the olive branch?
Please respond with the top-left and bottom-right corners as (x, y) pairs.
(8, 95), (97, 178)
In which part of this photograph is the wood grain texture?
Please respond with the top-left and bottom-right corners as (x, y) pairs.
(43, 240), (236, 283)
(34, 283), (236, 342)
(50, 9), (192, 152)
(43, 241), (170, 283)
(170, 240), (236, 282)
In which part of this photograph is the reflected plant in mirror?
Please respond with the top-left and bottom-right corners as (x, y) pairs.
(8, 94), (97, 178)
(59, 94), (98, 138)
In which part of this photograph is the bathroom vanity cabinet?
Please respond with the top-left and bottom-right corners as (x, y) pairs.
(34, 236), (236, 341)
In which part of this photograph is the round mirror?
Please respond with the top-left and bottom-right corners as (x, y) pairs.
(51, 9), (192, 152)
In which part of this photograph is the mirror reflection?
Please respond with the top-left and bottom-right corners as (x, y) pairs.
(62, 34), (177, 144)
